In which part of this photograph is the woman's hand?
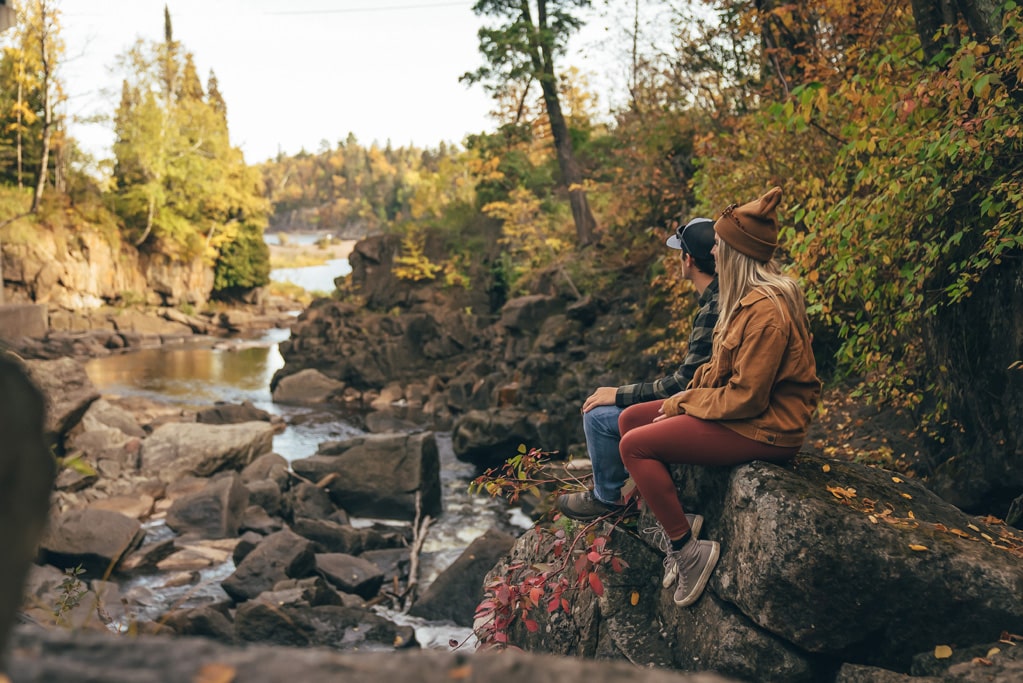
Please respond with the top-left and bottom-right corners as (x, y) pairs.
(658, 391), (688, 420)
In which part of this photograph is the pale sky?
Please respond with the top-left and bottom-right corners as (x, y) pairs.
(56, 0), (638, 166)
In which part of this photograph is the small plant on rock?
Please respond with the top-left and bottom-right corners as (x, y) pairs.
(465, 445), (630, 650)
(53, 565), (87, 626)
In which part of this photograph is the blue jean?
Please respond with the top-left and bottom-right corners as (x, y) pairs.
(583, 404), (629, 505)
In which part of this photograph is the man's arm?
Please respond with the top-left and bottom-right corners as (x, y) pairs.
(614, 281), (719, 407)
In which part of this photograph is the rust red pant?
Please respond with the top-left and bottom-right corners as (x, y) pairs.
(618, 401), (798, 540)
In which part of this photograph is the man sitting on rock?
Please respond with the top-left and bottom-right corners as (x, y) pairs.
(557, 216), (719, 521)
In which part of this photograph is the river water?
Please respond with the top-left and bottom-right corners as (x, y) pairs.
(81, 250), (523, 649)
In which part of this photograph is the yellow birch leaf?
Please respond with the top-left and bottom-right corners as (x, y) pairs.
(981, 533), (994, 542)
(901, 493), (913, 499)
(892, 476), (903, 483)
(968, 523), (981, 531)
(630, 591), (640, 606)
(934, 645), (953, 659)
(869, 515), (878, 524)
(908, 510), (915, 519)
(909, 544), (929, 551)
(822, 463), (831, 472)
(987, 647), (1001, 657)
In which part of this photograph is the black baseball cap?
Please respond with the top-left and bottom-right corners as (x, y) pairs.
(665, 217), (716, 261)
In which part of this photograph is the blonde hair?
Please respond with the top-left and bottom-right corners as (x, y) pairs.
(713, 238), (810, 352)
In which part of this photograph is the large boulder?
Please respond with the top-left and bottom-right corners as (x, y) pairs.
(291, 432), (441, 521)
(409, 527), (517, 627)
(22, 357), (100, 445)
(483, 454), (1023, 681)
(0, 355), (57, 666)
(451, 408), (540, 470)
(141, 421), (275, 484)
(4, 625), (747, 682)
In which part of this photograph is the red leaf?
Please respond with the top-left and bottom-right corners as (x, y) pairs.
(561, 598), (570, 612)
(529, 587), (543, 605)
(494, 631), (508, 643)
(593, 536), (607, 552)
(524, 618), (539, 632)
(547, 598), (560, 613)
(587, 550), (602, 563)
(610, 557), (623, 573)
(588, 572), (605, 596)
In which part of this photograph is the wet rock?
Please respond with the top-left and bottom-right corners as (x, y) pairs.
(221, 529), (316, 602)
(271, 368), (345, 406)
(314, 553), (384, 599)
(142, 421), (275, 484)
(22, 357), (100, 445)
(292, 431), (440, 521)
(165, 473), (249, 539)
(37, 508), (145, 577)
(282, 481), (337, 521)
(196, 401), (273, 425)
(409, 528), (516, 627)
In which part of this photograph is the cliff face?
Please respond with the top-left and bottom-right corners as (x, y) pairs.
(1, 224), (213, 309)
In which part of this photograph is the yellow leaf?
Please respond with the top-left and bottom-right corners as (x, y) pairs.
(901, 493), (913, 499)
(934, 645), (953, 659)
(892, 476), (903, 483)
(868, 515), (878, 524)
(950, 528), (971, 538)
(981, 533), (994, 542)
(908, 510), (915, 519)
(826, 484), (857, 500)
(193, 664), (236, 683)
(822, 463), (831, 472)
(968, 523), (981, 531)
(987, 647), (1001, 657)
(630, 591), (640, 606)
(909, 544), (929, 552)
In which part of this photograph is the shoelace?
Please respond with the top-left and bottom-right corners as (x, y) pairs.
(642, 525), (669, 553)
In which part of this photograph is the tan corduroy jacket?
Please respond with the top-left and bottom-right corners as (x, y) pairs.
(663, 287), (822, 447)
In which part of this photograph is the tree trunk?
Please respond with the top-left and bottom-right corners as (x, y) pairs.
(911, 0), (1003, 62)
(31, 57), (51, 212)
(531, 0), (596, 246)
(924, 257), (1023, 516)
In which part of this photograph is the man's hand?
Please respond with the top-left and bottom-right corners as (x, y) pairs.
(582, 386), (618, 413)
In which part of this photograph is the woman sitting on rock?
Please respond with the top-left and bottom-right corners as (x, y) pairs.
(617, 186), (821, 607)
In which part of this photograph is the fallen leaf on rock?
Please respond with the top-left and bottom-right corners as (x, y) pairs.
(827, 484), (857, 500)
(934, 645), (953, 659)
(987, 647), (1001, 657)
(822, 464), (831, 472)
(193, 664), (236, 683)
(901, 493), (913, 499)
(892, 476), (903, 483)
(909, 544), (929, 551)
(972, 657), (993, 666)
(630, 591), (639, 605)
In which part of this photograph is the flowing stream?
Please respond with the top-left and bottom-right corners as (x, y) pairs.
(81, 251), (523, 648)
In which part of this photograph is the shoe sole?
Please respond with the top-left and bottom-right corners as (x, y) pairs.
(661, 514), (705, 588)
(674, 541), (720, 607)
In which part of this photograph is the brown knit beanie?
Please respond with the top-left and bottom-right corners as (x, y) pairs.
(714, 186), (782, 262)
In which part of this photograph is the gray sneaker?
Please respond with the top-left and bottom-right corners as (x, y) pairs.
(556, 490), (633, 521)
(642, 515), (704, 588)
(665, 538), (720, 607)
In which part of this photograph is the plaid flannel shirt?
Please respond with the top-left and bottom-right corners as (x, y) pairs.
(615, 278), (720, 407)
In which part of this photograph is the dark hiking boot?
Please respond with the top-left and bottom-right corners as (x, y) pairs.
(557, 490), (634, 521)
